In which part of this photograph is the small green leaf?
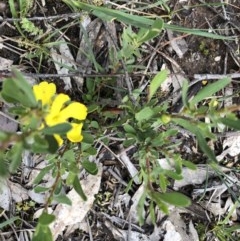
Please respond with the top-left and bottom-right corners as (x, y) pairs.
(33, 164), (54, 185)
(73, 176), (87, 201)
(54, 181), (62, 195)
(149, 201), (156, 224)
(173, 118), (218, 162)
(45, 135), (59, 154)
(138, 18), (164, 43)
(82, 160), (98, 175)
(84, 146), (97, 155)
(0, 216), (20, 229)
(159, 173), (167, 192)
(2, 70), (37, 108)
(148, 191), (169, 214)
(135, 107), (154, 122)
(42, 123), (72, 135)
(151, 136), (164, 147)
(53, 194), (72, 205)
(34, 186), (50, 193)
(8, 143), (23, 173)
(148, 69), (168, 101)
(63, 150), (75, 162)
(165, 170), (183, 180)
(123, 123), (136, 134)
(181, 160), (197, 170)
(87, 104), (99, 113)
(219, 118), (240, 130)
(137, 192), (147, 225)
(90, 121), (99, 129)
(82, 132), (94, 144)
(38, 212), (55, 226)
(158, 192), (191, 207)
(31, 134), (49, 153)
(32, 225), (53, 241)
(190, 78), (231, 106)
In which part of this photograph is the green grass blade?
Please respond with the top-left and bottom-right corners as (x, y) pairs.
(148, 69), (168, 101)
(164, 24), (233, 40)
(190, 78), (231, 106)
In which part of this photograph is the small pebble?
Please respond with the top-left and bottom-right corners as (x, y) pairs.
(214, 56), (221, 62)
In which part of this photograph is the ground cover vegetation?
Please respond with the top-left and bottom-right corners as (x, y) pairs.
(0, 0), (240, 240)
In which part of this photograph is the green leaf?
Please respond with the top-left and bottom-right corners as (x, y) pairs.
(148, 191), (169, 214)
(31, 134), (49, 153)
(53, 181), (62, 195)
(148, 69), (168, 101)
(42, 123), (72, 135)
(1, 70), (37, 108)
(149, 201), (156, 224)
(82, 131), (94, 144)
(159, 173), (167, 192)
(66, 172), (76, 185)
(8, 143), (23, 173)
(158, 192), (191, 207)
(164, 23), (232, 40)
(0, 216), (19, 229)
(45, 135), (59, 154)
(73, 1), (154, 28)
(53, 193), (72, 205)
(39, 212), (55, 226)
(90, 120), (99, 129)
(34, 186), (50, 193)
(69, 2), (231, 40)
(84, 146), (97, 155)
(82, 160), (98, 175)
(173, 118), (218, 162)
(73, 175), (87, 201)
(135, 107), (154, 122)
(219, 118), (240, 130)
(123, 123), (136, 134)
(190, 78), (231, 106)
(151, 135), (164, 147)
(181, 160), (197, 170)
(138, 19), (164, 43)
(33, 164), (54, 185)
(32, 225), (53, 241)
(63, 149), (75, 162)
(137, 192), (147, 225)
(164, 170), (183, 180)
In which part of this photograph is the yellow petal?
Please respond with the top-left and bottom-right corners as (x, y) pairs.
(59, 102), (87, 121)
(67, 123), (83, 142)
(50, 94), (70, 116)
(45, 94), (70, 126)
(33, 81), (56, 106)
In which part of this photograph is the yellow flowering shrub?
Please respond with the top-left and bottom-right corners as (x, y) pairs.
(33, 81), (87, 145)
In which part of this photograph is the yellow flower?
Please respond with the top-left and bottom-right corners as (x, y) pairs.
(67, 123), (84, 142)
(33, 82), (87, 146)
(45, 93), (87, 145)
(33, 81), (56, 106)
